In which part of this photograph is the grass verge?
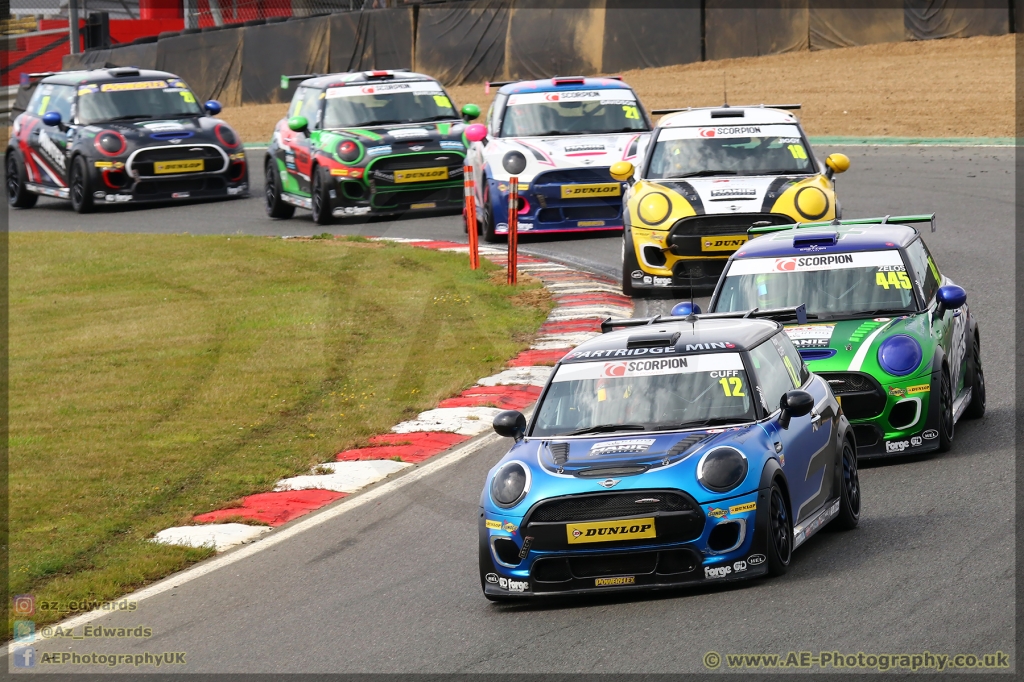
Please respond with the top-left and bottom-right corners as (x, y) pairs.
(10, 233), (550, 634)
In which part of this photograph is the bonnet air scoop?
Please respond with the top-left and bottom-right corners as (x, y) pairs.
(627, 330), (681, 349)
(793, 232), (838, 248)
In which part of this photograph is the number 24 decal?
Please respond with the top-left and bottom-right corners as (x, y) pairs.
(622, 105), (640, 120)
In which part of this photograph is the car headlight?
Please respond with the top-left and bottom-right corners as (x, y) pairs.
(95, 130), (126, 156)
(877, 334), (923, 376)
(697, 447), (748, 493)
(336, 139), (361, 163)
(490, 461), (530, 508)
(794, 186), (829, 220)
(502, 151), (527, 175)
(214, 123), (240, 149)
(637, 192), (671, 225)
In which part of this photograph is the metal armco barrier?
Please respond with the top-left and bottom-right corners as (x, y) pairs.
(464, 164), (480, 270)
(507, 177), (519, 285)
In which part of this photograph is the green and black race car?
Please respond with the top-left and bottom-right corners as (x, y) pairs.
(707, 215), (983, 459)
(264, 69), (477, 223)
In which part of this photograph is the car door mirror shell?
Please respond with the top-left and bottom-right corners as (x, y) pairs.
(934, 284), (966, 321)
(288, 116), (309, 134)
(779, 390), (814, 429)
(42, 111), (66, 131)
(493, 410), (527, 441)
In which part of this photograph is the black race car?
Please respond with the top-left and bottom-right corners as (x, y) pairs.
(6, 67), (248, 213)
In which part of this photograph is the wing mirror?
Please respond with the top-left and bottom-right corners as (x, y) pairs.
(778, 390), (814, 430)
(934, 284), (966, 320)
(288, 115), (309, 134)
(42, 111), (64, 130)
(493, 410), (527, 442)
(461, 103), (480, 122)
(610, 160), (635, 185)
(204, 99), (222, 115)
(824, 153), (850, 179)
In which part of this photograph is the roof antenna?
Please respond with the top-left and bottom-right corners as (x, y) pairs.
(685, 275), (698, 323)
(722, 72), (729, 108)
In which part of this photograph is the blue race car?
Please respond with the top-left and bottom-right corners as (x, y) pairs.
(480, 314), (860, 599)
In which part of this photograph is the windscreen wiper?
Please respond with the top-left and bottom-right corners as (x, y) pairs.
(565, 423), (647, 436)
(660, 417), (750, 430)
(108, 114), (153, 121)
(669, 170), (739, 178)
(845, 309), (915, 318)
(410, 115), (459, 122)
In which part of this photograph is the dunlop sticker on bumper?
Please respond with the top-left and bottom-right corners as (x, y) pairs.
(394, 167), (448, 183)
(154, 159), (204, 174)
(566, 517), (655, 544)
(560, 183), (621, 199)
(701, 235), (748, 252)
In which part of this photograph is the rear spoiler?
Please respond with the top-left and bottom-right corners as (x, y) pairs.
(484, 74), (622, 94)
(601, 304), (808, 333)
(19, 71), (58, 86)
(280, 73), (320, 89)
(652, 103), (801, 115)
(747, 213), (936, 236)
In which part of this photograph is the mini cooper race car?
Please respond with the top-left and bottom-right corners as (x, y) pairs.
(480, 314), (860, 600)
(706, 215), (984, 459)
(265, 70), (472, 223)
(6, 67), (248, 213)
(611, 104), (850, 296)
(463, 76), (652, 242)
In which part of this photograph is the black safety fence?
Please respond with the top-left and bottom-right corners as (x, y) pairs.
(61, 0), (1018, 106)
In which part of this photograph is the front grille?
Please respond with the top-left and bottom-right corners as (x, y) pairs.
(367, 152), (464, 187)
(530, 548), (702, 583)
(130, 145), (226, 177)
(569, 551), (658, 578)
(532, 168), (613, 184)
(819, 372), (887, 420)
(371, 186), (462, 209)
(134, 176), (226, 195)
(527, 491), (697, 523)
(669, 213), (793, 236)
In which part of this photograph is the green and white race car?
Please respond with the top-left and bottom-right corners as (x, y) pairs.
(706, 215), (984, 458)
(265, 69), (476, 223)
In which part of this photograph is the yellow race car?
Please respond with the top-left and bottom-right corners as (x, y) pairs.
(611, 104), (849, 296)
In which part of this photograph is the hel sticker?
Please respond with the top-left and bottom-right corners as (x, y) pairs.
(560, 183), (621, 199)
(566, 517), (655, 544)
(595, 576), (635, 587)
(154, 160), (204, 174)
(485, 519), (502, 530)
(394, 167), (448, 183)
(552, 353), (744, 382)
(727, 250), (906, 276)
(658, 123), (802, 141)
(784, 324), (835, 349)
(729, 502), (756, 514)
(701, 235), (747, 252)
(507, 90), (636, 106)
(100, 80), (169, 92)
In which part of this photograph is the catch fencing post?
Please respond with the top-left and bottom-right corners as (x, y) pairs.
(507, 177), (519, 285)
(464, 164), (479, 269)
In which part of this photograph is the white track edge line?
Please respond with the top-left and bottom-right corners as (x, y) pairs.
(4, 430), (502, 655)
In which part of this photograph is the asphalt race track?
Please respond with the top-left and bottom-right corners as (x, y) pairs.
(9, 146), (1015, 674)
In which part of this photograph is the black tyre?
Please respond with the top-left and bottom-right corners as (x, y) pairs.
(766, 480), (792, 576)
(621, 231), (644, 298)
(264, 162), (294, 219)
(937, 365), (954, 453)
(480, 184), (502, 243)
(832, 439), (860, 530)
(6, 152), (37, 208)
(964, 331), (985, 419)
(69, 156), (95, 214)
(310, 166), (333, 225)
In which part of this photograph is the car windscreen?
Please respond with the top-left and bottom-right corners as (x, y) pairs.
(646, 124), (813, 179)
(322, 81), (456, 128)
(499, 89), (648, 137)
(76, 79), (203, 124)
(715, 250), (916, 318)
(531, 353), (755, 437)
